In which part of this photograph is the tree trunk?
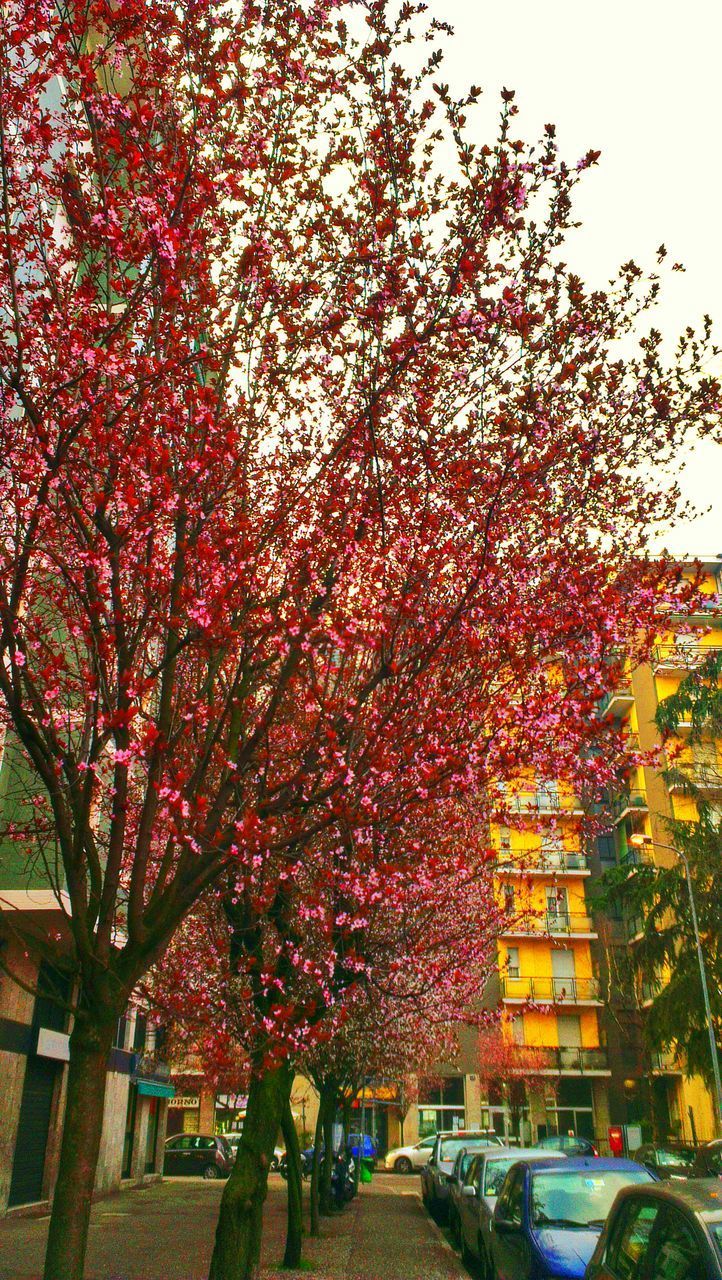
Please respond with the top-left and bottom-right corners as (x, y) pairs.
(341, 1097), (351, 1149)
(309, 1092), (326, 1237)
(319, 1083), (336, 1216)
(43, 1013), (115, 1280)
(281, 1096), (303, 1269)
(209, 1060), (291, 1280)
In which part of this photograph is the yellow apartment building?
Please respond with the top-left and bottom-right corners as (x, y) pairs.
(488, 779), (611, 1146)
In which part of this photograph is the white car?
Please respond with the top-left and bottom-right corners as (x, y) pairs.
(385, 1134), (437, 1173)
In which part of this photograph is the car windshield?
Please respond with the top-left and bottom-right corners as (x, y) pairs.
(656, 1148), (695, 1167)
(531, 1169), (654, 1227)
(484, 1158), (518, 1197)
(538, 1136), (581, 1151)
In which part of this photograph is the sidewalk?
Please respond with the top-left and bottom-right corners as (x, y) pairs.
(0, 1174), (468, 1280)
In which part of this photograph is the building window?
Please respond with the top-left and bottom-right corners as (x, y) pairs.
(417, 1076), (465, 1137)
(510, 1014), (525, 1046)
(506, 947), (520, 979)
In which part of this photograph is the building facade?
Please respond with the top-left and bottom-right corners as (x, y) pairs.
(0, 889), (173, 1214)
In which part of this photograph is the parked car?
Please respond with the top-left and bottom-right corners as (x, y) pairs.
(537, 1134), (600, 1158)
(447, 1147), (489, 1243)
(454, 1147), (566, 1275)
(586, 1179), (722, 1280)
(384, 1133), (437, 1174)
(163, 1133), (234, 1179)
(633, 1143), (696, 1181)
(224, 1134), (283, 1170)
(488, 1156), (656, 1280)
(421, 1130), (503, 1220)
(692, 1141), (722, 1180)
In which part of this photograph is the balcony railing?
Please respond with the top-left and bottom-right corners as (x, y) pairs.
(494, 790), (584, 817)
(618, 844), (654, 868)
(668, 763), (722, 797)
(132, 1052), (171, 1082)
(610, 789), (649, 824)
(500, 976), (602, 1004)
(599, 684), (634, 719)
(496, 852), (589, 875)
(652, 643), (722, 675)
(503, 911), (597, 937)
(512, 1046), (610, 1074)
(651, 1051), (682, 1074)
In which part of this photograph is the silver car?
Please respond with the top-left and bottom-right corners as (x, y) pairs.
(421, 1130), (503, 1219)
(456, 1146), (565, 1276)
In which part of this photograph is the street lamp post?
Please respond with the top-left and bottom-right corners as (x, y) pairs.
(630, 834), (722, 1134)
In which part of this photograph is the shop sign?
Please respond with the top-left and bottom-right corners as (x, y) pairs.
(169, 1094), (200, 1109)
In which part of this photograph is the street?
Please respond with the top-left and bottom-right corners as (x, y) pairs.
(0, 1174), (468, 1280)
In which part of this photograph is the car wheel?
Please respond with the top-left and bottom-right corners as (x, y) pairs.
(203, 1164), (220, 1180)
(395, 1156), (412, 1174)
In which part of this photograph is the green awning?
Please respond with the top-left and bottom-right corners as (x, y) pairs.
(136, 1079), (175, 1099)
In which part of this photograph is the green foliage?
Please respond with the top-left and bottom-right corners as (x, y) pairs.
(655, 652), (722, 743)
(597, 654), (722, 1083)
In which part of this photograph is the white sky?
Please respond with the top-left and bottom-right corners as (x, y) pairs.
(436, 0), (722, 557)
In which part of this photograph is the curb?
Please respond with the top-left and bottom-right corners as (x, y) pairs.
(417, 1194), (469, 1272)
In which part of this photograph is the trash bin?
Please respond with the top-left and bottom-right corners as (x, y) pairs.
(360, 1157), (373, 1183)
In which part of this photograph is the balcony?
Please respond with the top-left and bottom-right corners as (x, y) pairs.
(500, 976), (602, 1005)
(502, 911), (597, 939)
(495, 852), (590, 877)
(511, 1046), (610, 1076)
(599, 684), (634, 719)
(668, 764), (722, 799)
(652, 643), (722, 675)
(651, 1051), (683, 1076)
(611, 789), (649, 825)
(618, 844), (654, 868)
(494, 790), (584, 818)
(132, 1052), (172, 1084)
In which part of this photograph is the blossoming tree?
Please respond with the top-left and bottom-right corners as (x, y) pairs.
(0, 1), (718, 1278)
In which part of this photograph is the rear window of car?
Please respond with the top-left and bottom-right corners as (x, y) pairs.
(655, 1148), (695, 1168)
(441, 1136), (497, 1161)
(439, 1138), (470, 1161)
(531, 1169), (654, 1227)
(484, 1158), (518, 1197)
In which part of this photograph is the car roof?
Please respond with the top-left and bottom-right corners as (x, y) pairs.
(483, 1147), (567, 1161)
(438, 1130), (496, 1138)
(527, 1157), (646, 1174)
(613, 1177), (722, 1220)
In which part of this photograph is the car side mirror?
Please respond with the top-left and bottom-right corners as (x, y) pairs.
(494, 1218), (520, 1235)
(462, 1185), (477, 1198)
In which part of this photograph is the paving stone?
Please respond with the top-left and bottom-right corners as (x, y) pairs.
(0, 1172), (468, 1280)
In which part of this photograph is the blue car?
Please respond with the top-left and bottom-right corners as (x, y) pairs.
(489, 1156), (656, 1280)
